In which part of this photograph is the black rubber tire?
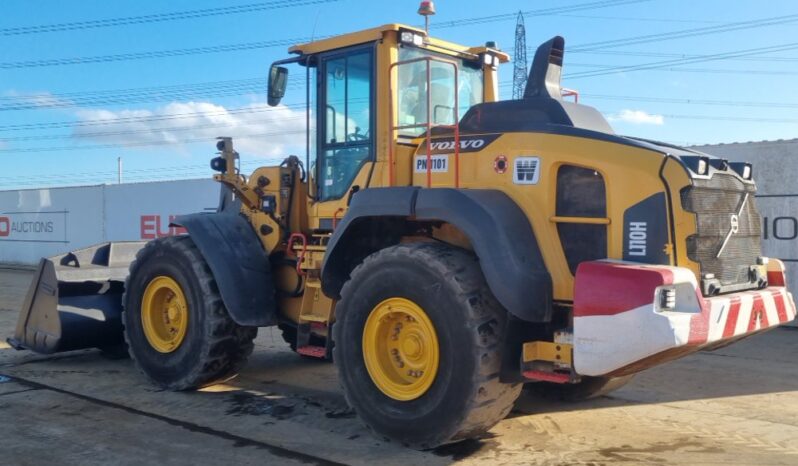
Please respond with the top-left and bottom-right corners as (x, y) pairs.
(278, 323), (299, 351)
(123, 236), (257, 390)
(525, 375), (634, 401)
(333, 243), (522, 449)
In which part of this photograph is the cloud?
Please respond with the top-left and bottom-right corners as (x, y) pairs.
(72, 100), (307, 158)
(607, 109), (664, 126)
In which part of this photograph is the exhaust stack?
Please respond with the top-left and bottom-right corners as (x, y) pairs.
(523, 36), (565, 101)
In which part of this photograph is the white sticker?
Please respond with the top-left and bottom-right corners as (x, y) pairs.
(513, 156), (541, 185)
(414, 155), (449, 173)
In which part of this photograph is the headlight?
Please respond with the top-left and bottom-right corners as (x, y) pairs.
(400, 31), (424, 47)
(681, 156), (711, 175)
(730, 161), (753, 180)
(696, 157), (708, 175)
(660, 286), (676, 310)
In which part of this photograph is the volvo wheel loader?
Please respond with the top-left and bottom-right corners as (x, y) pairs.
(9, 21), (796, 448)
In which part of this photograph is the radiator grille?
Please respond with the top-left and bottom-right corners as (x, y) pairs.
(681, 173), (761, 286)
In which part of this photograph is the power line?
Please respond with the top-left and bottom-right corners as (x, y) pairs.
(532, 89), (798, 109)
(656, 113), (798, 123)
(0, 129), (307, 153)
(0, 159), (274, 185)
(0, 82), (264, 111)
(496, 81), (798, 113)
(433, 0), (651, 29)
(0, 0), (339, 36)
(0, 77), (262, 102)
(570, 49), (798, 63)
(565, 41), (798, 79)
(563, 63), (798, 76)
(0, 102), (307, 132)
(590, 93), (798, 108)
(0, 38), (307, 70)
(0, 115), (307, 142)
(0, 1), (647, 70)
(570, 13), (798, 52)
(553, 13), (720, 24)
(0, 76), (311, 111)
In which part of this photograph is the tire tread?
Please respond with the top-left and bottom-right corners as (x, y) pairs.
(123, 236), (256, 390)
(334, 242), (521, 447)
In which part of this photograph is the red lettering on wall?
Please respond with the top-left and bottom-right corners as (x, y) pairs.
(140, 215), (157, 239)
(140, 215), (187, 239)
(0, 216), (9, 237)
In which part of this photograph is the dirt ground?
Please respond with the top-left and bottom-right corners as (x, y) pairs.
(1, 268), (797, 465)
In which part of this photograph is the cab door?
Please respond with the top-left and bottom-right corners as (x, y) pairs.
(310, 45), (375, 227)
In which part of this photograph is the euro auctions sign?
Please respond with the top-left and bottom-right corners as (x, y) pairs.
(0, 211), (67, 243)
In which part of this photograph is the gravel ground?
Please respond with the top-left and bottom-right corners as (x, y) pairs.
(2, 267), (797, 465)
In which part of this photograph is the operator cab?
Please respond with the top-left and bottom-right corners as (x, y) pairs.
(267, 24), (507, 206)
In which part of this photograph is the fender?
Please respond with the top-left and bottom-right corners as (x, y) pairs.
(171, 212), (276, 326)
(322, 187), (553, 322)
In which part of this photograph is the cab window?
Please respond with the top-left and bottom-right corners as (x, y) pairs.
(318, 47), (373, 201)
(396, 47), (483, 137)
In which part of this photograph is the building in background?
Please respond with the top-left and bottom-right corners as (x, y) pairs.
(693, 138), (798, 326)
(0, 179), (218, 265)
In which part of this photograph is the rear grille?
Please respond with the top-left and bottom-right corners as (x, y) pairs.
(680, 173), (761, 287)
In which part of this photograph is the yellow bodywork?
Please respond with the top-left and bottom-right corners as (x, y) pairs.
(218, 24), (701, 327)
(523, 341), (573, 367)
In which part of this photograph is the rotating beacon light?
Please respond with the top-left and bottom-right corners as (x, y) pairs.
(418, 1), (436, 33)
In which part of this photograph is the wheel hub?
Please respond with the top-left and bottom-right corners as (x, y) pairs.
(141, 276), (189, 353)
(362, 297), (439, 401)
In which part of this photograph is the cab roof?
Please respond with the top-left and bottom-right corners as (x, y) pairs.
(288, 23), (509, 62)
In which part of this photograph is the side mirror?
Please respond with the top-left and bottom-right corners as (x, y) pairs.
(267, 65), (288, 106)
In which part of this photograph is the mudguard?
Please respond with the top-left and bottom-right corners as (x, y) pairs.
(171, 212), (276, 326)
(322, 187), (553, 322)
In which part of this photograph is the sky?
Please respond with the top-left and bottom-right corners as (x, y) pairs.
(1, 0), (797, 190)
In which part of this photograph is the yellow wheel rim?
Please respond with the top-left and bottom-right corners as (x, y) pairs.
(362, 297), (439, 401)
(141, 276), (189, 353)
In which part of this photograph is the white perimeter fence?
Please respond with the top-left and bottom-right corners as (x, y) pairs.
(0, 179), (218, 265)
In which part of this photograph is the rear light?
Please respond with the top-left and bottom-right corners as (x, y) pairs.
(767, 258), (787, 287)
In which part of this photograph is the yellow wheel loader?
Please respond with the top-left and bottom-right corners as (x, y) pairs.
(9, 22), (796, 448)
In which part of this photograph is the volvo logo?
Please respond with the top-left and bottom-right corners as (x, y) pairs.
(730, 213), (740, 235)
(716, 194), (748, 258)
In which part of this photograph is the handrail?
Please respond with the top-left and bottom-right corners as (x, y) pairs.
(388, 55), (460, 188)
(561, 88), (579, 103)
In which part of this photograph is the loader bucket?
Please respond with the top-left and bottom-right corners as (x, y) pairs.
(7, 242), (146, 354)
